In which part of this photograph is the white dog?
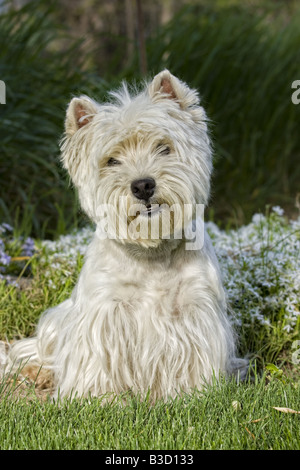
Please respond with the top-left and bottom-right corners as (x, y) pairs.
(5, 70), (246, 400)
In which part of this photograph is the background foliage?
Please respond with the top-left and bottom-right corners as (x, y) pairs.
(0, 0), (108, 237)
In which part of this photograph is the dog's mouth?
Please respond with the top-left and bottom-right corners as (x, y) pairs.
(138, 203), (162, 218)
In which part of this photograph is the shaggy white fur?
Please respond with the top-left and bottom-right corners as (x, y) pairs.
(5, 70), (246, 400)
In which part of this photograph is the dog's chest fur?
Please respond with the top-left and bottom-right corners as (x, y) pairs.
(50, 235), (228, 399)
(79, 235), (218, 317)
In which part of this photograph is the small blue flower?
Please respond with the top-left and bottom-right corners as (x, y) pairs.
(0, 223), (13, 233)
(0, 251), (11, 266)
(21, 237), (35, 257)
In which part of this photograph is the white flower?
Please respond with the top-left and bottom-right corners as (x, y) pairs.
(252, 213), (265, 224)
(209, 210), (300, 335)
(272, 206), (284, 216)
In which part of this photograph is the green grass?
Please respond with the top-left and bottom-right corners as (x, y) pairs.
(0, 247), (80, 340)
(0, 373), (299, 450)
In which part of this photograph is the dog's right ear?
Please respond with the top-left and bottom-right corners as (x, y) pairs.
(65, 96), (99, 136)
(61, 96), (99, 192)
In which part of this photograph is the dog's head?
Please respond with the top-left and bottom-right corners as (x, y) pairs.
(61, 70), (212, 247)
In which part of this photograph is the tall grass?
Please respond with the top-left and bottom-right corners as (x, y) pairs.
(139, 3), (300, 223)
(0, 0), (107, 238)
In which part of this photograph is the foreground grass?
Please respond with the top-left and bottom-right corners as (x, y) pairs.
(0, 374), (299, 450)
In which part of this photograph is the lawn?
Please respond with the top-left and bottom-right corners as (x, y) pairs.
(0, 373), (299, 450)
(0, 208), (299, 450)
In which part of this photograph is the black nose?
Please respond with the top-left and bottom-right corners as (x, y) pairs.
(131, 177), (156, 200)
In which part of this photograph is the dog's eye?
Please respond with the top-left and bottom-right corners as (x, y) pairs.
(157, 144), (171, 156)
(107, 157), (121, 166)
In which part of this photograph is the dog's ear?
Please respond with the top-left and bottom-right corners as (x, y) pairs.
(148, 70), (200, 109)
(61, 96), (99, 191)
(65, 96), (99, 136)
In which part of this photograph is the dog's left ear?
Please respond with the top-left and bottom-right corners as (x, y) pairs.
(148, 70), (200, 109)
(65, 96), (99, 136)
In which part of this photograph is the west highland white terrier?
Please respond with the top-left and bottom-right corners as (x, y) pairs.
(4, 70), (246, 400)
